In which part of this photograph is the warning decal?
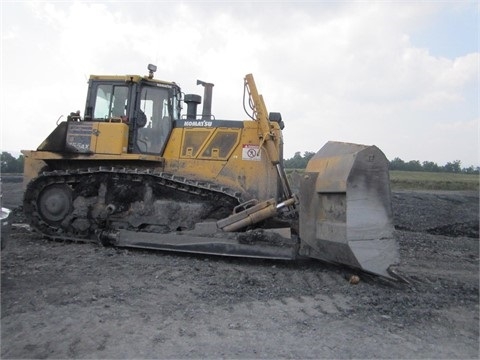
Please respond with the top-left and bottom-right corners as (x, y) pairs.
(242, 144), (261, 161)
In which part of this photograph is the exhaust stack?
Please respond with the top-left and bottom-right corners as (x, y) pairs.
(197, 80), (214, 120)
(184, 94), (201, 120)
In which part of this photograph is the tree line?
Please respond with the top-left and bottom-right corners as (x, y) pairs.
(388, 157), (479, 174)
(284, 151), (479, 174)
(1, 151), (479, 174)
(1, 152), (24, 173)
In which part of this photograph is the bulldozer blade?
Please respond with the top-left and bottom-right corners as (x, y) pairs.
(298, 141), (399, 279)
(102, 227), (298, 260)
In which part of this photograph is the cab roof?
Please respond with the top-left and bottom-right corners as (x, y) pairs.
(88, 74), (177, 88)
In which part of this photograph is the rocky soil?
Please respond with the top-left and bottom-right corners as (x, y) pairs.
(1, 179), (478, 359)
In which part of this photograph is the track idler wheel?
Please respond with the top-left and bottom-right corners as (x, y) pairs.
(37, 184), (73, 225)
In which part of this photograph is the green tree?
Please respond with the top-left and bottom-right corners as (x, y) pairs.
(389, 157), (406, 170)
(16, 154), (24, 172)
(303, 151), (315, 163)
(1, 152), (16, 173)
(1, 152), (23, 173)
(422, 161), (440, 172)
(284, 151), (316, 169)
(463, 165), (480, 174)
(444, 160), (461, 173)
(406, 160), (423, 171)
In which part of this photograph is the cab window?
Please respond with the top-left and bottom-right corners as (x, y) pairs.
(136, 86), (173, 154)
(93, 85), (129, 119)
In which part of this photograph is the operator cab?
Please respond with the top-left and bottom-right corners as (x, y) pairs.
(84, 65), (182, 155)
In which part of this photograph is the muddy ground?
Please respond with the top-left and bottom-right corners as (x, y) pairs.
(1, 179), (478, 359)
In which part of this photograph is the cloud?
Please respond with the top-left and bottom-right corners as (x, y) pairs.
(1, 1), (478, 166)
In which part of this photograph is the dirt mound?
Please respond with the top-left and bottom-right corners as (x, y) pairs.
(392, 190), (479, 236)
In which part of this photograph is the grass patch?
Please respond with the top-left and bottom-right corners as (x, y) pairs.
(389, 171), (479, 191)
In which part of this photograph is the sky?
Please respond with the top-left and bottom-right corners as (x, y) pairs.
(1, 0), (478, 167)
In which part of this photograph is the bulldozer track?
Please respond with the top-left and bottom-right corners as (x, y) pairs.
(23, 167), (243, 243)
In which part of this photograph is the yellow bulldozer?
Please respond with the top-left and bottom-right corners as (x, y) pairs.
(22, 64), (399, 279)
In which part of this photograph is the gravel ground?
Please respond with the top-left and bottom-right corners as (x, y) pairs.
(1, 180), (478, 359)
